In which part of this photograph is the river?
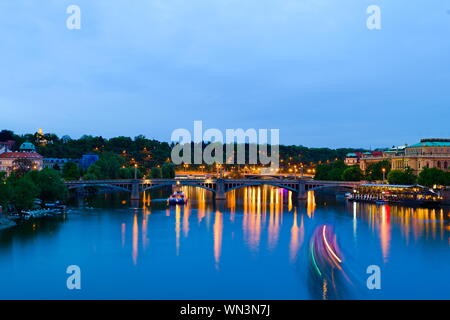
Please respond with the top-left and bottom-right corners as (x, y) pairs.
(0, 186), (449, 299)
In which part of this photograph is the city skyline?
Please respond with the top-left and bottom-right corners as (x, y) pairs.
(2, 127), (448, 151)
(1, 1), (450, 148)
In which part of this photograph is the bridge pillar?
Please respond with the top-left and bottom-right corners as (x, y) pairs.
(215, 179), (226, 200)
(297, 182), (307, 201)
(131, 181), (140, 201)
(76, 187), (84, 198)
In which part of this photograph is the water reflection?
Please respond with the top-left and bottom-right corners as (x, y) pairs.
(115, 187), (450, 272)
(175, 205), (181, 256)
(350, 202), (450, 251)
(142, 211), (149, 250)
(307, 191), (316, 218)
(308, 225), (354, 300)
(1, 186), (449, 299)
(121, 223), (126, 248)
(132, 214), (138, 265)
(213, 210), (223, 269)
(290, 210), (304, 263)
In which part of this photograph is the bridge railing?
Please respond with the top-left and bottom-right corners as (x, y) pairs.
(64, 178), (362, 185)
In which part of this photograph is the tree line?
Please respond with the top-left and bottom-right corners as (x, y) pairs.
(0, 169), (67, 213)
(61, 152), (176, 181)
(0, 129), (367, 171)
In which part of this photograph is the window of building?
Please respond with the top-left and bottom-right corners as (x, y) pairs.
(437, 161), (441, 168)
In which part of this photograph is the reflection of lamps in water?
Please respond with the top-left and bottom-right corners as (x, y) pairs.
(322, 226), (342, 263)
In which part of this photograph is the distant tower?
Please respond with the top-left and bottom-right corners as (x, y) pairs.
(35, 128), (48, 146)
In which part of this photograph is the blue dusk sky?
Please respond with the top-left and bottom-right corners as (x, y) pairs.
(0, 0), (449, 148)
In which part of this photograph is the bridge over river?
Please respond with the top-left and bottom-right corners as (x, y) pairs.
(65, 178), (362, 201)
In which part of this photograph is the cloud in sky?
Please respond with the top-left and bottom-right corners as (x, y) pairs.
(0, 0), (449, 148)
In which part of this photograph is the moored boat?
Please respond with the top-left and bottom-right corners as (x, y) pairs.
(348, 184), (442, 207)
(168, 191), (188, 205)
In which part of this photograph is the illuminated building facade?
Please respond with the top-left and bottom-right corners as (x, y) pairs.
(0, 142), (43, 176)
(359, 139), (450, 174)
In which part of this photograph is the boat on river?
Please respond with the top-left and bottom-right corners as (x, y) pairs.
(348, 184), (442, 207)
(168, 191), (188, 205)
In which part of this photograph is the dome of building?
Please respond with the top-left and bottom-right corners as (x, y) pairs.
(19, 142), (36, 152)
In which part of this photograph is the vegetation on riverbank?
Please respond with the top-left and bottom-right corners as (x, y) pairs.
(0, 169), (67, 213)
(60, 152), (176, 180)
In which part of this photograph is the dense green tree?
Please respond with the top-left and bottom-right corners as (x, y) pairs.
(0, 182), (12, 210)
(418, 168), (450, 187)
(108, 136), (133, 153)
(84, 164), (102, 180)
(150, 167), (162, 179)
(162, 163), (176, 179)
(387, 168), (417, 185)
(33, 169), (68, 202)
(10, 177), (40, 210)
(0, 170), (68, 212)
(118, 167), (134, 179)
(314, 163), (330, 180)
(0, 130), (14, 141)
(95, 152), (124, 179)
(365, 160), (391, 181)
(24, 170), (41, 185)
(62, 162), (80, 181)
(314, 161), (346, 181)
(342, 166), (364, 181)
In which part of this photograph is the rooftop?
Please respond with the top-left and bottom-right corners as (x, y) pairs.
(409, 140), (450, 148)
(19, 142), (36, 151)
(0, 152), (43, 159)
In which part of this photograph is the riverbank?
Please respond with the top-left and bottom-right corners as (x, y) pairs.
(0, 207), (66, 231)
(0, 216), (16, 230)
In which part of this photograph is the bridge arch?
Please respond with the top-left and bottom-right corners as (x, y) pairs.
(142, 182), (216, 194)
(225, 182), (298, 194)
(67, 184), (131, 193)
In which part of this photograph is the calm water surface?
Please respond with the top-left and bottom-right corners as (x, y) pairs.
(0, 186), (449, 299)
